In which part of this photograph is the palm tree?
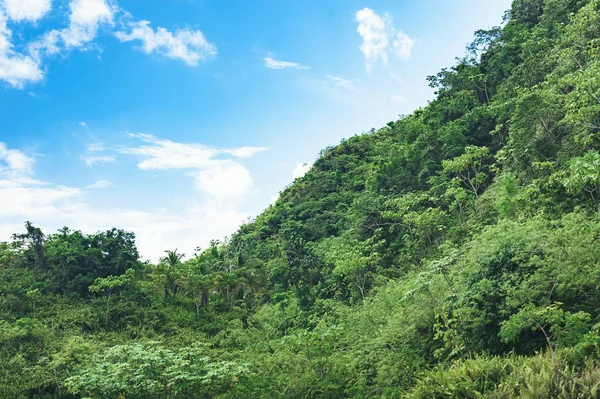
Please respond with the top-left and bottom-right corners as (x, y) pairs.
(160, 249), (184, 297)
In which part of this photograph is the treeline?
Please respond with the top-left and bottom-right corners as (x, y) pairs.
(2, 0), (600, 397)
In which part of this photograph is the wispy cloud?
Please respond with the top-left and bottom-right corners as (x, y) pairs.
(264, 56), (308, 70)
(121, 133), (218, 170)
(82, 140), (114, 165)
(82, 155), (117, 166)
(86, 179), (111, 189)
(325, 75), (358, 91)
(356, 7), (414, 71)
(115, 21), (216, 66)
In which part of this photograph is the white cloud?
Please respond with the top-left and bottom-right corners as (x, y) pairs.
(81, 141), (116, 166)
(356, 8), (389, 71)
(0, 12), (44, 87)
(292, 162), (311, 179)
(115, 20), (216, 66)
(0, 52), (43, 87)
(63, 0), (113, 47)
(82, 155), (117, 166)
(355, 7), (414, 71)
(4, 0), (217, 87)
(70, 0), (112, 26)
(264, 56), (308, 70)
(28, 29), (60, 57)
(0, 184), (82, 219)
(193, 161), (253, 200)
(86, 179), (111, 189)
(121, 133), (217, 170)
(79, 121), (88, 127)
(391, 94), (407, 103)
(325, 75), (358, 91)
(3, 0), (52, 22)
(393, 31), (414, 61)
(0, 142), (35, 177)
(223, 146), (268, 158)
(120, 133), (265, 201)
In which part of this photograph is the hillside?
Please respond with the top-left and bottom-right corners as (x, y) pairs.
(2, 0), (600, 397)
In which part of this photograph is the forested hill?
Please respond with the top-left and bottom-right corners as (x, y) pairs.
(3, 0), (600, 397)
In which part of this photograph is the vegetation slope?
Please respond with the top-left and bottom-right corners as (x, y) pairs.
(2, 0), (600, 397)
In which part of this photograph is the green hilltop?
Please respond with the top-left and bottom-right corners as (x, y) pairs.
(2, 0), (600, 397)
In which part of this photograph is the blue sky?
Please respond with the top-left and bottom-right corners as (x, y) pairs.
(0, 0), (511, 260)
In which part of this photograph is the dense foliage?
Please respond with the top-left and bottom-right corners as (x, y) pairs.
(2, 0), (600, 397)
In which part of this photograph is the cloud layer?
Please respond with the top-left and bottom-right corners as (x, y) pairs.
(0, 138), (265, 261)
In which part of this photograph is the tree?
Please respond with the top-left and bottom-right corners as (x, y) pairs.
(12, 222), (46, 270)
(89, 268), (135, 327)
(44, 227), (140, 295)
(158, 249), (184, 297)
(179, 259), (213, 319)
(442, 145), (491, 198)
(564, 150), (600, 205)
(500, 303), (592, 359)
(321, 236), (382, 302)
